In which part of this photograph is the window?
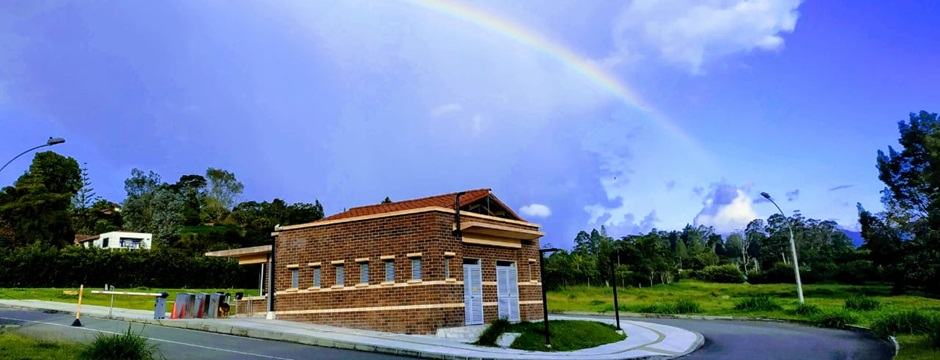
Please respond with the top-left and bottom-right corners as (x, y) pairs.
(411, 258), (422, 280)
(335, 265), (344, 286)
(385, 260), (395, 282)
(444, 258), (450, 279)
(360, 263), (369, 284)
(313, 267), (321, 287)
(102, 238), (110, 248)
(290, 269), (299, 288)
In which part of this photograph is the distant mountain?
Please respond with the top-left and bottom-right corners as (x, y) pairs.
(840, 228), (865, 248)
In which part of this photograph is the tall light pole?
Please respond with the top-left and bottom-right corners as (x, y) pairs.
(539, 247), (559, 349)
(0, 137), (66, 175)
(760, 192), (804, 304)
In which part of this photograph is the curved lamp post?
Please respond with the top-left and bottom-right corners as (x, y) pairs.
(0, 137), (66, 175)
(760, 192), (804, 304)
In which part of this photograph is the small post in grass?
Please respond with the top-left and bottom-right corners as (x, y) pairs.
(72, 284), (84, 327)
(610, 251), (621, 331)
(539, 247), (559, 349)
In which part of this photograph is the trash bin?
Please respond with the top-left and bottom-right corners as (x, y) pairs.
(193, 293), (208, 318)
(206, 293), (220, 319)
(171, 293), (191, 319)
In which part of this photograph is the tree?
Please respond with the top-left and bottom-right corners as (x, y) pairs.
(202, 168), (244, 223)
(876, 111), (940, 224)
(172, 174), (207, 226)
(382, 197), (392, 204)
(121, 169), (185, 248)
(0, 151), (81, 248)
(724, 232), (749, 275)
(71, 163), (100, 234)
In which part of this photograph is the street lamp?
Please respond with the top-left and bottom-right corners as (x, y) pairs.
(0, 137), (66, 175)
(760, 192), (804, 304)
(539, 247), (559, 349)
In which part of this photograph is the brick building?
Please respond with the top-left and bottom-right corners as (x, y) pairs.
(266, 188), (545, 334)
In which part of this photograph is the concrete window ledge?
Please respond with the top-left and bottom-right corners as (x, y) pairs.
(380, 281), (395, 286)
(407, 279), (423, 284)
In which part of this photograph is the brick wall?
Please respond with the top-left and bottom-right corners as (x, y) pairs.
(272, 209), (543, 334)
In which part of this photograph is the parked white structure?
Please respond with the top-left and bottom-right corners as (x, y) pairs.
(76, 231), (152, 250)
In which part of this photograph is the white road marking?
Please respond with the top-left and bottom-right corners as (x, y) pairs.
(0, 315), (295, 360)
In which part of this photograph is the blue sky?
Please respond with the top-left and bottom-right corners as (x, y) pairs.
(2, 0), (938, 249)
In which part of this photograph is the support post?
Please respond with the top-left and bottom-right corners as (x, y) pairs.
(72, 285), (84, 327)
(539, 250), (551, 348)
(611, 253), (621, 331)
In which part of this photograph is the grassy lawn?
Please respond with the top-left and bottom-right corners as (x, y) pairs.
(0, 332), (83, 360)
(0, 287), (259, 312)
(548, 280), (940, 358)
(475, 319), (625, 351)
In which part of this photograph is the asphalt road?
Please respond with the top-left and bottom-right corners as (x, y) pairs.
(637, 317), (895, 360)
(0, 309), (413, 360)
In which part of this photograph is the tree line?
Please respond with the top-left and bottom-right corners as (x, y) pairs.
(543, 110), (940, 298)
(0, 154), (325, 256)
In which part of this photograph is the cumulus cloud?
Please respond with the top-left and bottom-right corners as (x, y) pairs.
(520, 203), (552, 218)
(786, 189), (800, 202)
(430, 103), (462, 118)
(693, 182), (759, 233)
(609, 0), (803, 72)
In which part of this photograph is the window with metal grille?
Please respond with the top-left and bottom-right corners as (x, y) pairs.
(385, 260), (395, 282)
(313, 267), (321, 287)
(360, 263), (369, 284)
(335, 265), (344, 286)
(290, 269), (299, 288)
(411, 258), (422, 280)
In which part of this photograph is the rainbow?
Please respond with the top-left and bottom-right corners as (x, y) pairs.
(405, 0), (710, 157)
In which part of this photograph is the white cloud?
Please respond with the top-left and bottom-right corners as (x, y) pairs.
(609, 0), (803, 72)
(693, 183), (759, 233)
(520, 203), (552, 218)
(430, 103), (462, 118)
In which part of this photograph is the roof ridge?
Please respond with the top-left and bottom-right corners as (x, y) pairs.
(345, 188), (491, 211)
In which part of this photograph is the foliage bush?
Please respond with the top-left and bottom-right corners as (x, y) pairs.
(844, 295), (880, 311)
(870, 310), (937, 337)
(734, 295), (782, 312)
(673, 299), (703, 314)
(792, 303), (822, 316)
(80, 325), (160, 360)
(697, 265), (745, 283)
(474, 318), (512, 347)
(0, 244), (256, 288)
(812, 310), (857, 330)
(638, 303), (676, 314)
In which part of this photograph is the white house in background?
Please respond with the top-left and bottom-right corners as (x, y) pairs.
(75, 231), (152, 250)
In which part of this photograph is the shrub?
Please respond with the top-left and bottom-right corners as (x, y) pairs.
(474, 318), (512, 347)
(699, 265), (745, 284)
(674, 299), (703, 314)
(929, 327), (940, 349)
(79, 325), (160, 360)
(639, 303), (676, 314)
(844, 295), (880, 311)
(734, 295), (782, 312)
(812, 310), (857, 330)
(793, 303), (821, 316)
(870, 310), (936, 337)
(588, 299), (606, 306)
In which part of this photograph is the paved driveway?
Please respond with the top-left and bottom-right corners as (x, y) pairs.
(636, 318), (894, 360)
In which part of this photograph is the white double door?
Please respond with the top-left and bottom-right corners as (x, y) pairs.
(496, 263), (520, 322)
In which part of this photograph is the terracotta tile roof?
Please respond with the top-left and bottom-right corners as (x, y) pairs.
(322, 188), (508, 221)
(74, 234), (100, 244)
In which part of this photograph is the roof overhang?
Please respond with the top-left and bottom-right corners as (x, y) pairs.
(205, 245), (272, 265)
(459, 221), (544, 249)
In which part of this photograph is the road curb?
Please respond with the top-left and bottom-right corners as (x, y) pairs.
(560, 311), (900, 359)
(1, 303), (703, 360)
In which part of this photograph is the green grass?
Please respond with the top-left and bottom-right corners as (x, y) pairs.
(734, 295), (783, 312)
(845, 294), (881, 311)
(473, 319), (625, 352)
(548, 280), (940, 359)
(79, 325), (161, 360)
(508, 320), (626, 352)
(0, 287), (259, 312)
(0, 332), (83, 359)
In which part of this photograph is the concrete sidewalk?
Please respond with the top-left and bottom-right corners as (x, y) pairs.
(0, 300), (703, 360)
